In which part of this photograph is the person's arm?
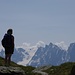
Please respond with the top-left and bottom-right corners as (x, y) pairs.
(12, 35), (14, 48)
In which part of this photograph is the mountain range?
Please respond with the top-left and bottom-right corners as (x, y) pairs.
(0, 42), (75, 67)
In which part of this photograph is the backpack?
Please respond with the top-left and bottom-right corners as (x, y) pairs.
(1, 37), (6, 47)
(1, 34), (14, 48)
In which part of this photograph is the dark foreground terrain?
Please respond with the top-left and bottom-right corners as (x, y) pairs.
(0, 56), (75, 75)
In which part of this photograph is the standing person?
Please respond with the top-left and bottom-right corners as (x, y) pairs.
(1, 29), (14, 66)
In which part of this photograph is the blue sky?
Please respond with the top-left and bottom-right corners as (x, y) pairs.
(0, 0), (75, 47)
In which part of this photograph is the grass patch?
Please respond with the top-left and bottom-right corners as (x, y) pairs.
(43, 62), (75, 75)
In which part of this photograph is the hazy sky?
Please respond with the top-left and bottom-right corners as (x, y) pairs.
(0, 0), (75, 47)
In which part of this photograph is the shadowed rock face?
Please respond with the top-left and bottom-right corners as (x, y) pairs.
(0, 66), (25, 75)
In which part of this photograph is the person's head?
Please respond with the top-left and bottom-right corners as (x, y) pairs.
(7, 29), (13, 35)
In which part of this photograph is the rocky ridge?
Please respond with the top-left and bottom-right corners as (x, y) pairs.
(0, 66), (25, 75)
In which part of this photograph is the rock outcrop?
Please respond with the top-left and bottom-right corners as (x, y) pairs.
(32, 66), (51, 75)
(0, 66), (25, 75)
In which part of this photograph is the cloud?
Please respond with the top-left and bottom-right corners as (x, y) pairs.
(17, 41), (45, 51)
(36, 41), (45, 48)
(55, 41), (68, 50)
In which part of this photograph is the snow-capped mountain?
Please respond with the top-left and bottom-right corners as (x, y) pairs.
(0, 41), (75, 67)
(67, 43), (75, 62)
(27, 42), (75, 67)
(27, 43), (68, 67)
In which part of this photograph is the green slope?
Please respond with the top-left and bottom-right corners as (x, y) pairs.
(43, 62), (75, 75)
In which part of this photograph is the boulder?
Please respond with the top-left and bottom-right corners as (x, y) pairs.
(0, 66), (25, 75)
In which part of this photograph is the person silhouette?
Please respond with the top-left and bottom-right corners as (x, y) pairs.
(1, 29), (14, 66)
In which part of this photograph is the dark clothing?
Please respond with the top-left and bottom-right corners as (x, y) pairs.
(5, 47), (14, 54)
(2, 29), (14, 66)
(2, 34), (14, 54)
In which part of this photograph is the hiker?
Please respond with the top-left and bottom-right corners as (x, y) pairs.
(1, 29), (14, 66)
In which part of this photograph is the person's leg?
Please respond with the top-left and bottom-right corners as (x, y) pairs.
(8, 54), (12, 66)
(5, 54), (9, 66)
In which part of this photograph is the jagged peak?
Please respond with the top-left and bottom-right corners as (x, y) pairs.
(69, 42), (75, 47)
(49, 42), (53, 46)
